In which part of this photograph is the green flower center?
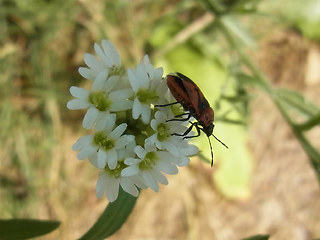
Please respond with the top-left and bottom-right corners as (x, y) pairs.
(137, 88), (159, 104)
(93, 131), (115, 151)
(157, 123), (170, 141)
(139, 151), (157, 170)
(171, 103), (184, 116)
(88, 91), (112, 111)
(109, 66), (124, 76)
(105, 161), (126, 178)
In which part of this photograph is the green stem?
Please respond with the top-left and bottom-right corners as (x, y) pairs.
(296, 112), (320, 131)
(218, 17), (320, 183)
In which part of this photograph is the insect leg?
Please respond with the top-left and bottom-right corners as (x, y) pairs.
(166, 112), (191, 122)
(182, 122), (201, 139)
(171, 122), (200, 138)
(174, 112), (190, 118)
(154, 102), (180, 107)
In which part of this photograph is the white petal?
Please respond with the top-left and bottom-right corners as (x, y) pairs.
(177, 156), (190, 167)
(151, 169), (168, 185)
(103, 113), (116, 133)
(109, 123), (127, 139)
(154, 67), (164, 80)
(82, 107), (99, 129)
(101, 40), (121, 67)
(94, 43), (109, 67)
(135, 145), (146, 159)
(132, 98), (142, 120)
(67, 99), (90, 110)
(162, 141), (180, 157)
(95, 111), (110, 131)
(83, 53), (104, 71)
(181, 144), (199, 156)
(97, 149), (108, 168)
(145, 134), (157, 146)
(77, 145), (97, 160)
(150, 119), (157, 131)
(70, 86), (89, 99)
(96, 172), (108, 198)
(109, 100), (133, 112)
(104, 75), (119, 92)
(78, 67), (96, 80)
(107, 149), (118, 170)
(72, 135), (93, 150)
(106, 177), (120, 202)
(121, 165), (139, 176)
(92, 70), (109, 91)
(128, 69), (140, 92)
(88, 153), (100, 169)
(142, 171), (159, 192)
(155, 160), (178, 175)
(136, 64), (149, 88)
(131, 175), (148, 189)
(115, 135), (134, 149)
(141, 104), (151, 124)
(109, 89), (134, 101)
(120, 178), (139, 197)
(155, 111), (166, 122)
(144, 141), (157, 152)
(124, 158), (141, 165)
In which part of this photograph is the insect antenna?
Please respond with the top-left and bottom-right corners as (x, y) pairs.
(212, 134), (228, 149)
(207, 136), (214, 167)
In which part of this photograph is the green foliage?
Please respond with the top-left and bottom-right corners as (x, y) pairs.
(0, 219), (60, 240)
(242, 234), (270, 240)
(79, 187), (138, 240)
(276, 0), (320, 40)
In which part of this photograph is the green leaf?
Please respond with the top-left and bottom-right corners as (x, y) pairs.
(79, 187), (138, 240)
(220, 15), (256, 49)
(276, 88), (320, 117)
(0, 219), (60, 240)
(297, 112), (320, 131)
(242, 234), (270, 240)
(236, 73), (266, 89)
(211, 123), (253, 199)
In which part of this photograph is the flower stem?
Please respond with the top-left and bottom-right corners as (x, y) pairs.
(218, 17), (320, 183)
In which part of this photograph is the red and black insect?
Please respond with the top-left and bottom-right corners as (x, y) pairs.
(156, 72), (228, 166)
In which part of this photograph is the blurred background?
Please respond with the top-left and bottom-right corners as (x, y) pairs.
(1, 0), (320, 239)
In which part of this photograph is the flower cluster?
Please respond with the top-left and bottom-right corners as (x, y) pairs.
(68, 40), (198, 202)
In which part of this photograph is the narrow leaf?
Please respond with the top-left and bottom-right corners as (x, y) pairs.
(297, 112), (320, 131)
(79, 187), (138, 240)
(0, 219), (60, 240)
(276, 88), (320, 116)
(242, 234), (270, 240)
(236, 73), (266, 89)
(220, 15), (256, 49)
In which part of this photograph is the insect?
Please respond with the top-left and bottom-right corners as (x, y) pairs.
(156, 72), (228, 166)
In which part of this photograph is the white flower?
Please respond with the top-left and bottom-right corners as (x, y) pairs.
(146, 111), (189, 156)
(67, 70), (133, 129)
(96, 171), (146, 202)
(69, 39), (206, 203)
(121, 143), (179, 192)
(72, 114), (134, 169)
(95, 142), (147, 202)
(128, 55), (166, 124)
(172, 139), (199, 166)
(78, 40), (122, 80)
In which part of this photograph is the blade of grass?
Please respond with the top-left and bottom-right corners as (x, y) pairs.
(79, 187), (138, 240)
